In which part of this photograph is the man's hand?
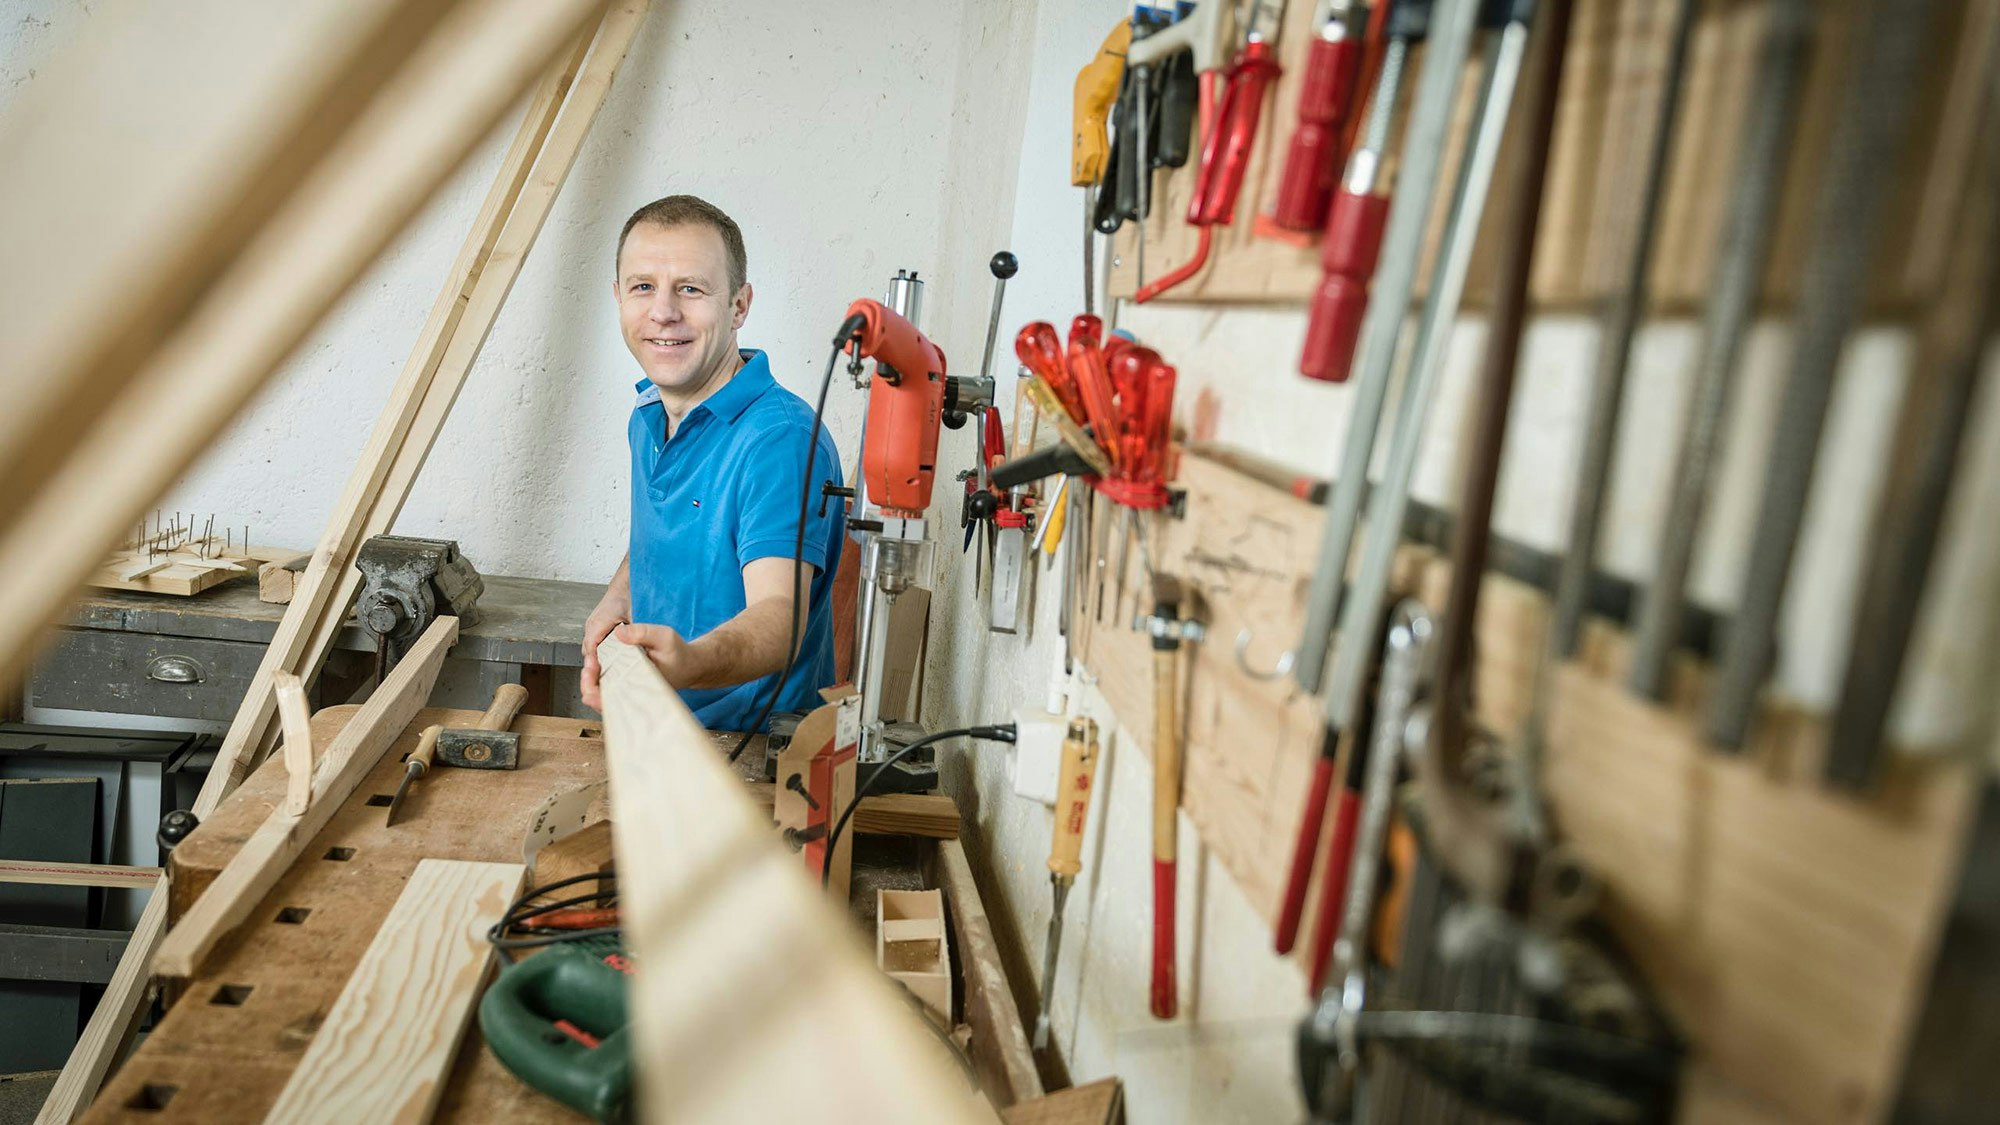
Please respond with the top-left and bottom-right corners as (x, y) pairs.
(580, 588), (631, 712)
(613, 622), (701, 688)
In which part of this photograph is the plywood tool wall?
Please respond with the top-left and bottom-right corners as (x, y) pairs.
(1108, 0), (1980, 317)
(1070, 451), (1979, 1124)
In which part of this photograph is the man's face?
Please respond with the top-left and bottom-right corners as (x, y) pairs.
(615, 221), (750, 395)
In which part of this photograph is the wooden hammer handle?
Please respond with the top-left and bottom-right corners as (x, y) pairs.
(478, 682), (529, 733)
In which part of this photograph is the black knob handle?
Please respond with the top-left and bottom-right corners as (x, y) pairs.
(990, 251), (1019, 280)
(157, 809), (201, 854)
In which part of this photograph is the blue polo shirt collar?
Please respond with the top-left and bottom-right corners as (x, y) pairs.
(633, 350), (774, 426)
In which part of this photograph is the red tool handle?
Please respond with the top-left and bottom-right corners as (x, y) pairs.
(1305, 786), (1363, 994)
(1152, 859), (1177, 1018)
(1139, 359), (1176, 483)
(1274, 35), (1362, 232)
(1016, 322), (1087, 423)
(1066, 318), (1123, 468)
(1273, 756), (1335, 953)
(1299, 187), (1390, 382)
(1188, 40), (1283, 227)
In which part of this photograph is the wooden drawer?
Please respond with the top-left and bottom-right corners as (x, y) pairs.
(28, 629), (266, 721)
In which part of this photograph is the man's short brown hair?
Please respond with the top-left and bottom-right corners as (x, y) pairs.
(616, 194), (747, 293)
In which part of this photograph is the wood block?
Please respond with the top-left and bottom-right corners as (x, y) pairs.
(261, 858), (524, 1124)
(877, 889), (951, 1029)
(935, 839), (1042, 1108)
(257, 552), (311, 604)
(1001, 1079), (1125, 1125)
(528, 818), (613, 905)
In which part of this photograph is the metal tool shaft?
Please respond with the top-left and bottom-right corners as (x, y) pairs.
(1294, 0), (1480, 696)
(1547, 0), (1696, 658)
(1324, 13), (1528, 735)
(1825, 56), (2000, 788)
(1707, 0), (1931, 748)
(1626, 0), (1811, 699)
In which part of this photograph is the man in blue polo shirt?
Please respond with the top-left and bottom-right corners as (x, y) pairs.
(578, 195), (843, 731)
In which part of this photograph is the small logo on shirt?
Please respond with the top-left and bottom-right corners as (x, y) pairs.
(691, 499), (701, 508)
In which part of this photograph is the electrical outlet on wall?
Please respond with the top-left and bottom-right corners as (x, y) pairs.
(1010, 708), (1068, 805)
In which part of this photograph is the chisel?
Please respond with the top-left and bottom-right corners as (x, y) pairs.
(1034, 718), (1101, 1051)
(1626, 0), (1812, 699)
(1708, 0), (1932, 749)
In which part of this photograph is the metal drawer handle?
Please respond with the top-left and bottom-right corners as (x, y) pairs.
(148, 655), (205, 684)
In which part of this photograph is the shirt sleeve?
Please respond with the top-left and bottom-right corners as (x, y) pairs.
(734, 421), (843, 575)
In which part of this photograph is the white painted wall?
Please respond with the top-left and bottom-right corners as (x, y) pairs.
(8, 2), (2000, 1122)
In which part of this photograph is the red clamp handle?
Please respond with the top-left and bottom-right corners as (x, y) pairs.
(1273, 36), (1361, 231)
(1299, 187), (1390, 382)
(1188, 40), (1283, 227)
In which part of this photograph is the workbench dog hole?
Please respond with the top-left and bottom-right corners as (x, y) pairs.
(209, 983), (254, 1006)
(275, 906), (311, 924)
(323, 846), (356, 861)
(124, 1083), (178, 1112)
(365, 793), (395, 807)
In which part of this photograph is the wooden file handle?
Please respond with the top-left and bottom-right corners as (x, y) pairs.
(478, 682), (529, 734)
(1049, 719), (1100, 879)
(408, 724), (443, 774)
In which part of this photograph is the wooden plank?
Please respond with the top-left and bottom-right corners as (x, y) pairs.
(1000, 1079), (1124, 1125)
(936, 840), (1043, 1109)
(0, 861), (160, 891)
(753, 783), (960, 839)
(287, 0), (655, 718)
(595, 635), (990, 1123)
(274, 673), (314, 816)
(261, 858), (523, 1125)
(153, 617), (458, 980)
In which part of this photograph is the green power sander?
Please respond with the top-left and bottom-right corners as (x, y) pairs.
(480, 937), (634, 1122)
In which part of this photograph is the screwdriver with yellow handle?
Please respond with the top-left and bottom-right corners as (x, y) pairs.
(1033, 717), (1101, 1051)
(1074, 20), (1131, 314)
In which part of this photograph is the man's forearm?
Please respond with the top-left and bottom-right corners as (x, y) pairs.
(674, 596), (798, 691)
(602, 554), (632, 609)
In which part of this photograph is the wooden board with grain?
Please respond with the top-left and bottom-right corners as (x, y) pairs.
(594, 635), (990, 1123)
(262, 859), (523, 1125)
(1072, 447), (1979, 1124)
(1108, 0), (1978, 319)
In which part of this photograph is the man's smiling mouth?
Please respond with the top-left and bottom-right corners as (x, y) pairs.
(646, 337), (692, 348)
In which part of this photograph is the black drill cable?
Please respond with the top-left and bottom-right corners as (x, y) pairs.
(820, 724), (1016, 888)
(727, 315), (868, 765)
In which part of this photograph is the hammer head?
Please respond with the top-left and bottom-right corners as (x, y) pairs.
(435, 728), (520, 770)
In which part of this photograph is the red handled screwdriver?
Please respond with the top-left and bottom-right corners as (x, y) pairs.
(1272, 1), (1364, 231)
(1297, 2), (1421, 383)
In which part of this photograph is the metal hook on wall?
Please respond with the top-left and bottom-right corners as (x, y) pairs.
(1233, 627), (1295, 682)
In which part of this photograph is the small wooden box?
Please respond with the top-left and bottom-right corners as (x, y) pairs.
(876, 888), (950, 1028)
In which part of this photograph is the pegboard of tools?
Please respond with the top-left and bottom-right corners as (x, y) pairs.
(1068, 446), (1980, 1124)
(1105, 0), (1983, 317)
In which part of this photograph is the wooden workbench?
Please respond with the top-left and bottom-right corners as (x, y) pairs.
(82, 707), (963, 1122)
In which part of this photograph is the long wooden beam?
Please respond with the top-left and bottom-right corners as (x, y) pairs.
(596, 635), (991, 1123)
(206, 0), (652, 806)
(153, 617), (458, 980)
